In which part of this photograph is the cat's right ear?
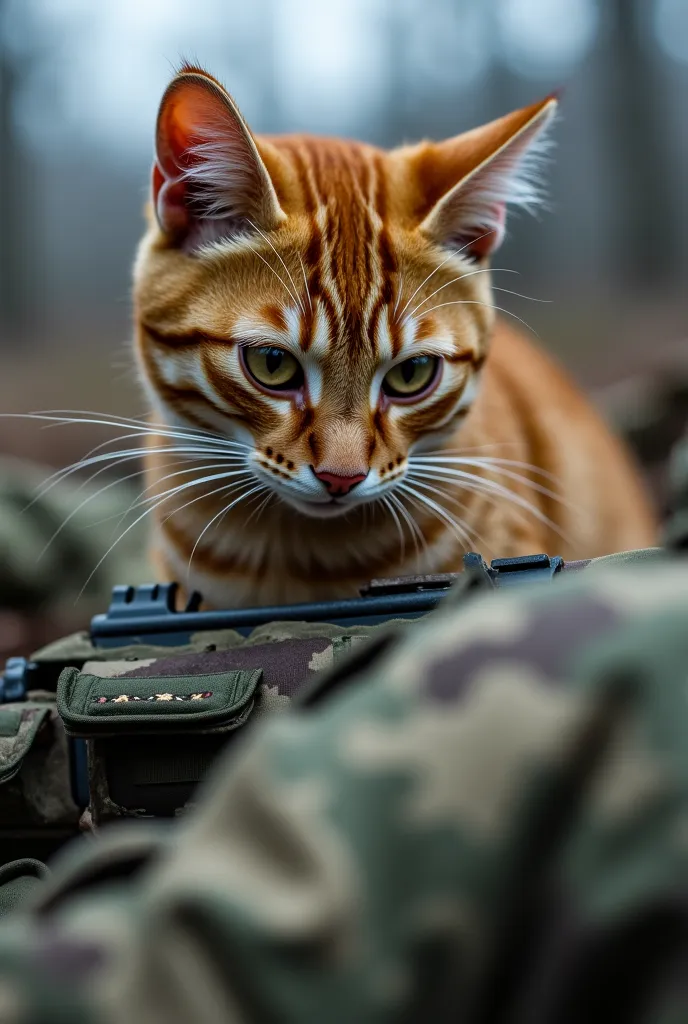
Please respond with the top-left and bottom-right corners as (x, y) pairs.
(153, 65), (286, 249)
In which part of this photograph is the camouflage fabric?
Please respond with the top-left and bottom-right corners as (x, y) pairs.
(0, 559), (687, 1020)
(56, 634), (378, 824)
(664, 428), (688, 549)
(30, 616), (417, 671)
(77, 632), (375, 714)
(0, 696), (78, 829)
(0, 629), (403, 831)
(0, 455), (151, 660)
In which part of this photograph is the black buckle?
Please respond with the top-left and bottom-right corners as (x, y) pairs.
(464, 552), (563, 588)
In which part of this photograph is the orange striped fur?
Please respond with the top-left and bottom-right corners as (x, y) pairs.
(133, 64), (657, 608)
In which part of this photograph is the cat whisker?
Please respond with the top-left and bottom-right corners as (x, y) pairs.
(392, 273), (404, 319)
(27, 443), (246, 509)
(406, 476), (492, 555)
(491, 287), (551, 304)
(408, 466), (569, 540)
(388, 491), (426, 567)
(246, 218), (305, 316)
(125, 464), (252, 517)
(187, 481), (269, 572)
(404, 267), (520, 321)
(9, 410), (236, 447)
(2, 409), (247, 506)
(62, 432), (243, 491)
(93, 458), (245, 543)
(299, 255), (313, 314)
(144, 468), (256, 518)
(411, 456), (569, 501)
(77, 467), (258, 600)
(247, 247), (302, 313)
(379, 494), (406, 562)
(35, 454), (227, 562)
(397, 481), (474, 551)
(413, 451), (561, 481)
(242, 486), (277, 528)
(396, 232), (494, 322)
(412, 441), (525, 458)
(406, 299), (540, 338)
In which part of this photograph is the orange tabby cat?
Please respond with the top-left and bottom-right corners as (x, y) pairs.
(133, 64), (657, 608)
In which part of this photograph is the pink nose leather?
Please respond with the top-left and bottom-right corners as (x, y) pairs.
(312, 469), (367, 496)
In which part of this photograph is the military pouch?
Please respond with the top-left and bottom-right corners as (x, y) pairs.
(0, 700), (80, 861)
(57, 666), (261, 825)
(0, 704), (50, 787)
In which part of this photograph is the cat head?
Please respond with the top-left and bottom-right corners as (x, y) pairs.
(133, 64), (556, 519)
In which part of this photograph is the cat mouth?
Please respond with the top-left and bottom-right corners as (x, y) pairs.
(287, 495), (358, 519)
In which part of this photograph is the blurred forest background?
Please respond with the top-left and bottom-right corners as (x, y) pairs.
(0, 0), (687, 502)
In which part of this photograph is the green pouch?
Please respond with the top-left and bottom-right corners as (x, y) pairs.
(0, 858), (50, 917)
(57, 667), (261, 825)
(0, 699), (81, 858)
(57, 668), (260, 736)
(0, 705), (50, 785)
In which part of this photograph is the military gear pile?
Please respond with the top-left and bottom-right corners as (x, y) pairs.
(0, 551), (687, 1020)
(0, 432), (683, 1020)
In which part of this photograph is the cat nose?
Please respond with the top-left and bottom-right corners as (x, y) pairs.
(311, 468), (368, 496)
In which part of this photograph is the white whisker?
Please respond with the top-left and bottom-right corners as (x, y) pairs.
(396, 232), (494, 322)
(246, 218), (305, 315)
(408, 466), (568, 539)
(491, 286), (550, 304)
(389, 492), (426, 565)
(42, 453), (238, 559)
(411, 456), (568, 502)
(392, 273), (404, 319)
(380, 494), (406, 562)
(299, 255), (313, 313)
(245, 488), (276, 527)
(398, 482), (474, 551)
(76, 468), (257, 600)
(405, 267), (519, 321)
(416, 442), (524, 456)
(407, 299), (540, 337)
(127, 465), (252, 516)
(187, 482), (267, 571)
(28, 441), (246, 505)
(5, 410), (235, 446)
(408, 477), (491, 554)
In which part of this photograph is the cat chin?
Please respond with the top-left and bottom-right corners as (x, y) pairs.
(285, 496), (361, 520)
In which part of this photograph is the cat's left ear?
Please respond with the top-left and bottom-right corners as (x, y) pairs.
(411, 96), (557, 260)
(152, 64), (286, 248)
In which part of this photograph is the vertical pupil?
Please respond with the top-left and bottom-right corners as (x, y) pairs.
(266, 349), (283, 375)
(401, 358), (425, 384)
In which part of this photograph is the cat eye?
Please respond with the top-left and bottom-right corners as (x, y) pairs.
(382, 356), (439, 399)
(242, 346), (304, 392)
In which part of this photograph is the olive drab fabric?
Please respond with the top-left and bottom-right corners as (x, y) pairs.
(1, 559), (688, 1021)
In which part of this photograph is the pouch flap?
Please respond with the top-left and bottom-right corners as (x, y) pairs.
(0, 704), (51, 784)
(57, 667), (261, 737)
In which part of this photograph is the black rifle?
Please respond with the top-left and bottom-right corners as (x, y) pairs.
(1, 552), (567, 700)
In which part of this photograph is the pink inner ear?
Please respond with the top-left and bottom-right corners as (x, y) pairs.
(153, 163), (191, 237)
(463, 203), (506, 259)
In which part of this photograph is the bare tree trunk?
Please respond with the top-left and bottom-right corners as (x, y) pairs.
(605, 0), (676, 288)
(0, 15), (26, 339)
